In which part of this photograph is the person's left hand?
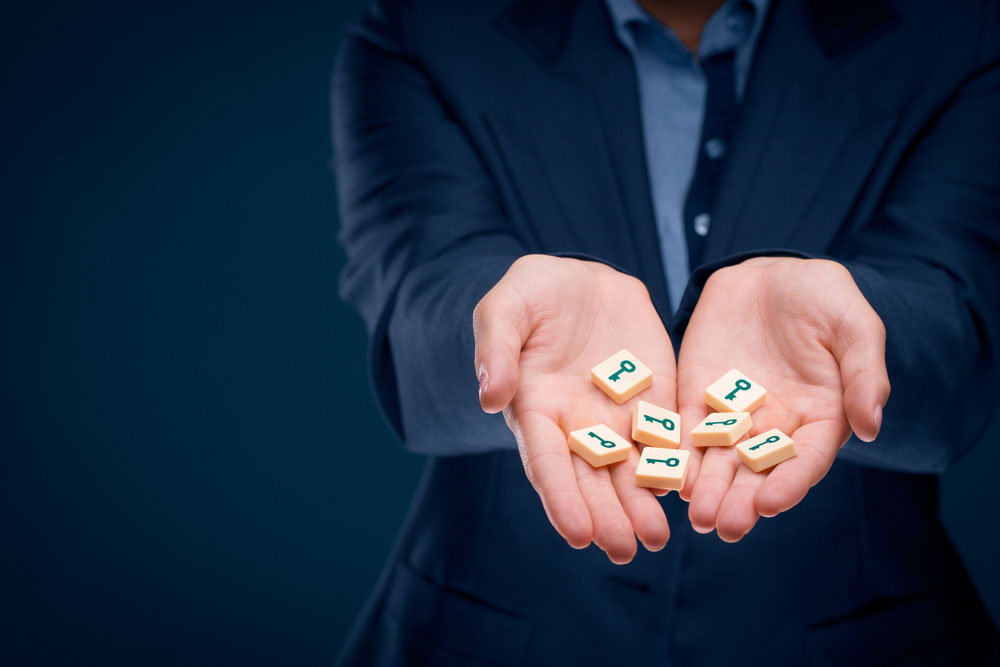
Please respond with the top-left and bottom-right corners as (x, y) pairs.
(676, 257), (891, 541)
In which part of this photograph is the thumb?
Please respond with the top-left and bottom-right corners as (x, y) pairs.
(473, 280), (531, 414)
(832, 300), (891, 442)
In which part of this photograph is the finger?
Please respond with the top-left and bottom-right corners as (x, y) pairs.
(609, 449), (670, 552)
(744, 401), (800, 439)
(690, 399), (796, 534)
(688, 446), (739, 534)
(645, 370), (679, 413)
(676, 381), (710, 503)
(676, 445), (702, 503)
(832, 301), (890, 442)
(754, 420), (843, 517)
(512, 409), (593, 548)
(715, 466), (765, 542)
(572, 455), (637, 564)
(473, 282), (531, 414)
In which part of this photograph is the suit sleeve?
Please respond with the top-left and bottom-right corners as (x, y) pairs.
(675, 12), (1000, 474)
(832, 30), (1000, 473)
(331, 1), (522, 456)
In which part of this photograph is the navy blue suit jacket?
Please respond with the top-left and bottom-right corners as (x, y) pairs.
(332, 0), (1000, 664)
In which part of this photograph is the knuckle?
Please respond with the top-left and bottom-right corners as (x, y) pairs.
(593, 514), (632, 544)
(524, 448), (567, 477)
(576, 467), (613, 489)
(694, 470), (735, 488)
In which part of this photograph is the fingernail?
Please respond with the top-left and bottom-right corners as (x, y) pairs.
(692, 524), (713, 535)
(478, 366), (489, 403)
(760, 512), (777, 518)
(873, 404), (883, 436)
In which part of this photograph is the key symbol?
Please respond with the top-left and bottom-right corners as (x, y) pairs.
(749, 435), (780, 451)
(646, 457), (679, 467)
(588, 431), (617, 449)
(705, 418), (737, 426)
(608, 359), (636, 382)
(644, 414), (675, 431)
(724, 378), (752, 401)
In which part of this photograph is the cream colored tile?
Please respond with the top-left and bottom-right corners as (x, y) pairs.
(691, 412), (752, 447)
(632, 400), (681, 448)
(591, 349), (653, 405)
(567, 424), (632, 468)
(704, 369), (767, 414)
(736, 428), (796, 473)
(634, 447), (690, 491)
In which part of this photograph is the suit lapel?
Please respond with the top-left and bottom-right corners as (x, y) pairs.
(491, 0), (901, 306)
(704, 0), (902, 259)
(493, 0), (671, 318)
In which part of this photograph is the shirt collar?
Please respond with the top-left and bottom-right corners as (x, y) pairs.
(606, 0), (770, 56)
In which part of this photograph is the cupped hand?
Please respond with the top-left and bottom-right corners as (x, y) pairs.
(677, 257), (890, 541)
(474, 255), (677, 564)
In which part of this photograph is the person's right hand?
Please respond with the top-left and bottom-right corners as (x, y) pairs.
(474, 255), (676, 564)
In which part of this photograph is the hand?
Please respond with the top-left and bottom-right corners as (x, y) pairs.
(677, 257), (890, 541)
(474, 255), (676, 563)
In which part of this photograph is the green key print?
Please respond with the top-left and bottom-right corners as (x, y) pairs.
(748, 435), (780, 451)
(724, 379), (751, 401)
(643, 414), (675, 431)
(587, 431), (618, 449)
(645, 457), (680, 467)
(608, 359), (636, 382)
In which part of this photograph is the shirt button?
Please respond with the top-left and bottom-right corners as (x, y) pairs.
(693, 213), (711, 236)
(704, 138), (727, 159)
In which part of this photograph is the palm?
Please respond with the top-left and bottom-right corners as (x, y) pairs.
(512, 275), (677, 442)
(677, 258), (881, 540)
(481, 257), (676, 563)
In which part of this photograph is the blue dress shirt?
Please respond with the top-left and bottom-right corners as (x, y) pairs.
(605, 0), (770, 310)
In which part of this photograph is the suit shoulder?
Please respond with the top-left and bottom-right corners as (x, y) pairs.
(883, 0), (999, 73)
(365, 0), (512, 29)
(891, 0), (996, 42)
(345, 0), (511, 54)
(979, 0), (1000, 63)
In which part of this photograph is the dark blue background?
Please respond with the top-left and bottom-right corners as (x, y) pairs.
(2, 1), (997, 665)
